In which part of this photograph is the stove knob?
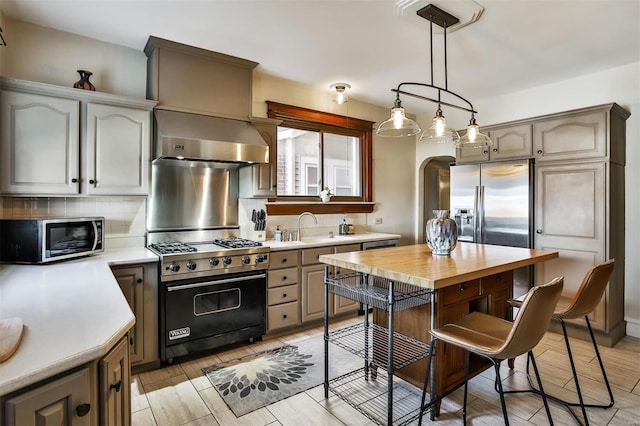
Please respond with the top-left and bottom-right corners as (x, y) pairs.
(168, 263), (180, 273)
(255, 254), (265, 264)
(209, 258), (219, 267)
(186, 261), (197, 271)
(242, 255), (251, 265)
(223, 256), (232, 266)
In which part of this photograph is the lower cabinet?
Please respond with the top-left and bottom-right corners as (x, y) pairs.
(301, 247), (334, 323)
(3, 336), (131, 426)
(4, 368), (94, 426)
(99, 337), (130, 426)
(111, 263), (159, 368)
(266, 250), (301, 332)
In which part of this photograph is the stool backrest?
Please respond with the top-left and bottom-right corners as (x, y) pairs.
(556, 259), (615, 319)
(497, 277), (564, 360)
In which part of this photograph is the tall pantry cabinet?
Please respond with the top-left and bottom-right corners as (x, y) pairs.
(455, 103), (629, 347)
(532, 104), (629, 346)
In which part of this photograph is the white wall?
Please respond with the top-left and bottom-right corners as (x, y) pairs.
(415, 62), (640, 338)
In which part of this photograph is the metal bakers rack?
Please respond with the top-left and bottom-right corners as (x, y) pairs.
(323, 271), (434, 425)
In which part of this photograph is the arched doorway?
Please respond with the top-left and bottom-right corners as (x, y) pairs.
(418, 155), (455, 243)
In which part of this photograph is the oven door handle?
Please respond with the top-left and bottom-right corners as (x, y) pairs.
(166, 273), (266, 292)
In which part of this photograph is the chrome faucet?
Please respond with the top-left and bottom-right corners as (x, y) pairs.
(296, 211), (318, 241)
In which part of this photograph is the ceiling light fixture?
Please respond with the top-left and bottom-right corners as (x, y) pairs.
(330, 83), (351, 104)
(376, 3), (492, 149)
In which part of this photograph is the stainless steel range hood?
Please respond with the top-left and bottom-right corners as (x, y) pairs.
(154, 110), (269, 165)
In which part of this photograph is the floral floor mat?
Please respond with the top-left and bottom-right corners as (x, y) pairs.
(203, 337), (362, 417)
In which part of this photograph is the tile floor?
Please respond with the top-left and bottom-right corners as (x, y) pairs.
(131, 316), (640, 425)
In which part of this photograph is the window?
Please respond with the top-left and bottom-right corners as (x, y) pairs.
(266, 102), (374, 214)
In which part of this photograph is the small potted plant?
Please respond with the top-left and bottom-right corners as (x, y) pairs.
(320, 187), (332, 203)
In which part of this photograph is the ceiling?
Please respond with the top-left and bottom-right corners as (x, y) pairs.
(2, 0), (639, 116)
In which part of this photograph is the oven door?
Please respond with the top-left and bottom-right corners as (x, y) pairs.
(161, 270), (266, 361)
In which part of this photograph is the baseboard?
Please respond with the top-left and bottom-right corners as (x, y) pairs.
(547, 319), (626, 348)
(625, 319), (640, 338)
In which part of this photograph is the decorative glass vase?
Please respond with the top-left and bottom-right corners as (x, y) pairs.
(73, 70), (96, 91)
(425, 209), (458, 256)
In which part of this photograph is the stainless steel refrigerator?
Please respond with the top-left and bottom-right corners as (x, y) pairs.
(449, 159), (534, 294)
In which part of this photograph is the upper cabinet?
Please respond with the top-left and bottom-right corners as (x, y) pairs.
(455, 123), (532, 163)
(533, 109), (607, 162)
(240, 117), (281, 198)
(0, 77), (156, 196)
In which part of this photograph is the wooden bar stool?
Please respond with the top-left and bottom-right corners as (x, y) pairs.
(418, 277), (564, 425)
(506, 259), (616, 425)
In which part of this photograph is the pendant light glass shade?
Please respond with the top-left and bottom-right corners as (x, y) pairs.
(420, 108), (460, 144)
(376, 99), (421, 137)
(457, 115), (493, 149)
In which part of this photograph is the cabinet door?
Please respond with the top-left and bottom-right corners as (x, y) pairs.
(534, 162), (606, 330)
(112, 267), (144, 364)
(533, 110), (606, 162)
(455, 146), (489, 164)
(240, 117), (279, 197)
(435, 301), (469, 394)
(85, 103), (150, 195)
(4, 368), (94, 426)
(301, 263), (328, 322)
(99, 337), (131, 426)
(1, 90), (80, 194)
(488, 123), (532, 160)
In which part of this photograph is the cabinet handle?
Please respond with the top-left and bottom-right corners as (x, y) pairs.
(283, 314), (288, 319)
(109, 380), (122, 392)
(536, 229), (543, 234)
(282, 276), (287, 281)
(537, 149), (543, 155)
(71, 178), (78, 183)
(76, 403), (91, 417)
(459, 283), (467, 292)
(483, 150), (488, 155)
(282, 258), (287, 263)
(283, 293), (287, 298)
(492, 148), (498, 152)
(130, 337), (134, 346)
(137, 278), (143, 283)
(495, 273), (502, 281)
(89, 179), (96, 184)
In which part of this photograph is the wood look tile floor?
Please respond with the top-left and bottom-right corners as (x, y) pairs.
(131, 316), (640, 426)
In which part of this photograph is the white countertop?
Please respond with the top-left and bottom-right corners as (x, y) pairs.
(0, 248), (158, 397)
(263, 232), (401, 251)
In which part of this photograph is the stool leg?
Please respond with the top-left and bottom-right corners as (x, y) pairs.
(463, 350), (470, 425)
(584, 316), (615, 409)
(494, 360), (510, 426)
(560, 318), (589, 425)
(529, 350), (554, 425)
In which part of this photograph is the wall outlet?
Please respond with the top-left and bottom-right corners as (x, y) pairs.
(375, 217), (383, 224)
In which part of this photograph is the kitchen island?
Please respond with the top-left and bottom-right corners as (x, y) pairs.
(318, 242), (558, 423)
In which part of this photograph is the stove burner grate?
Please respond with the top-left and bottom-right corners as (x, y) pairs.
(150, 242), (198, 254)
(213, 237), (263, 249)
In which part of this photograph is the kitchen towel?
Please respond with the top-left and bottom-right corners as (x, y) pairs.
(202, 336), (361, 417)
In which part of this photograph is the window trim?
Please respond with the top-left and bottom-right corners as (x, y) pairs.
(266, 101), (374, 215)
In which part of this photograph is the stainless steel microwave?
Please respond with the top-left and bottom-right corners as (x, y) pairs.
(0, 217), (104, 264)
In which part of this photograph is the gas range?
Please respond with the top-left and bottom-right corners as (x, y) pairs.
(148, 235), (270, 282)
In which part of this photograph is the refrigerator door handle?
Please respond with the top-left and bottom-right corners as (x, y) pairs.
(473, 185), (480, 243)
(478, 185), (485, 243)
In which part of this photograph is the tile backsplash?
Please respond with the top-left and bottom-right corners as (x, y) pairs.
(0, 196), (147, 248)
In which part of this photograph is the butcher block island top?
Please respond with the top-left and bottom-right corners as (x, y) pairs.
(318, 242), (559, 289)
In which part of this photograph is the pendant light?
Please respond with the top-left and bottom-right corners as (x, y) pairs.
(377, 4), (491, 149)
(376, 96), (421, 137)
(330, 83), (351, 104)
(458, 113), (492, 148)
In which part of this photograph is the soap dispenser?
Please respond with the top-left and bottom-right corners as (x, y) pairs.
(274, 225), (283, 241)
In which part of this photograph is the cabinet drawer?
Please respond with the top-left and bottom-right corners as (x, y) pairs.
(269, 250), (299, 269)
(301, 247), (333, 265)
(267, 284), (298, 305)
(267, 302), (300, 331)
(335, 243), (361, 254)
(441, 280), (481, 305)
(481, 271), (513, 294)
(268, 267), (298, 288)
